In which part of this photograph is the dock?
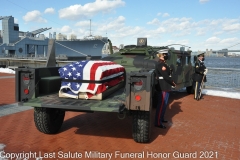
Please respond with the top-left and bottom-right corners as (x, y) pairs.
(0, 72), (239, 160)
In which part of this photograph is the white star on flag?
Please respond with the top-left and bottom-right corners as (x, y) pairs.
(76, 72), (81, 77)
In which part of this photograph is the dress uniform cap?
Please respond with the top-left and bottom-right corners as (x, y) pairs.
(157, 49), (169, 54)
(197, 52), (205, 57)
(156, 49), (169, 58)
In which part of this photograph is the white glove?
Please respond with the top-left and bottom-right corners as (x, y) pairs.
(203, 68), (208, 75)
(171, 82), (176, 88)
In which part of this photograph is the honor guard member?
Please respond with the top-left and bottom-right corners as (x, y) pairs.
(154, 49), (176, 129)
(192, 52), (208, 100)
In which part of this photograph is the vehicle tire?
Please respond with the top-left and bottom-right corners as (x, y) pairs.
(132, 111), (151, 143)
(186, 86), (194, 94)
(34, 107), (65, 134)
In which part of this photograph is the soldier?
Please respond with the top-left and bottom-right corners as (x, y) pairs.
(192, 53), (207, 100)
(154, 50), (176, 129)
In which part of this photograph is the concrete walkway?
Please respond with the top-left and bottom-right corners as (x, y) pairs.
(0, 75), (15, 79)
(0, 103), (32, 117)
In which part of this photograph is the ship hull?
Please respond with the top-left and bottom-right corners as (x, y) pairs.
(0, 38), (108, 60)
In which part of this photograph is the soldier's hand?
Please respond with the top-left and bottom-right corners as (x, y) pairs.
(203, 68), (208, 75)
(172, 81), (177, 88)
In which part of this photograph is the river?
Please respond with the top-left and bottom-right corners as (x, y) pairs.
(204, 56), (240, 68)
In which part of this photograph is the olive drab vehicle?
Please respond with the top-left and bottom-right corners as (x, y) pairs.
(15, 38), (195, 143)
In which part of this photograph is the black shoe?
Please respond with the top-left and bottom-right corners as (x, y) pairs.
(155, 124), (166, 129)
(162, 120), (168, 123)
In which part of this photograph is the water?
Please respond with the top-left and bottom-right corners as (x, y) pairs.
(201, 57), (240, 90)
(204, 57), (240, 68)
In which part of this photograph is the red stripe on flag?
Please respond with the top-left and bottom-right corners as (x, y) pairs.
(87, 61), (111, 91)
(87, 61), (123, 92)
(86, 76), (124, 99)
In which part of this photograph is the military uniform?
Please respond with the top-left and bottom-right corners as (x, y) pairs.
(192, 55), (207, 100)
(155, 59), (175, 128)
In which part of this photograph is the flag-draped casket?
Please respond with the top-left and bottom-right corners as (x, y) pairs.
(58, 60), (125, 100)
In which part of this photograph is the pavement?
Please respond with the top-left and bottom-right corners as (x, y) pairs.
(0, 72), (239, 160)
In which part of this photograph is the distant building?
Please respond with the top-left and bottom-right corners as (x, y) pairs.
(38, 34), (45, 39)
(70, 34), (77, 40)
(112, 46), (118, 50)
(102, 43), (120, 54)
(94, 35), (102, 39)
(205, 49), (212, 56)
(228, 52), (236, 57)
(112, 46), (119, 53)
(53, 32), (56, 39)
(56, 33), (67, 40)
(49, 32), (52, 39)
(119, 44), (124, 49)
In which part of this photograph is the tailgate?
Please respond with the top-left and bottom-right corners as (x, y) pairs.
(19, 88), (126, 113)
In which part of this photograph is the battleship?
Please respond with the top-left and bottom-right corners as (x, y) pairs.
(0, 16), (109, 61)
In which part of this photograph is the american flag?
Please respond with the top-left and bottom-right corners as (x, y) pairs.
(58, 60), (124, 99)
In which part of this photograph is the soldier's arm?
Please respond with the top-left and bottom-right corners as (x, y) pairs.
(157, 63), (175, 86)
(195, 62), (205, 74)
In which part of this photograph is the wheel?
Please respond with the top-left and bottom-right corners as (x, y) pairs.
(132, 111), (151, 143)
(186, 85), (194, 94)
(34, 107), (65, 134)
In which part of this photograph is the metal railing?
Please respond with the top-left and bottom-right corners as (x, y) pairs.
(204, 67), (240, 90)
(0, 57), (239, 90)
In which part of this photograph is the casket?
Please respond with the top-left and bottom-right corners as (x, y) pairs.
(58, 60), (125, 100)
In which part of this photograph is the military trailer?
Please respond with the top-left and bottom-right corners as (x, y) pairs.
(15, 38), (194, 143)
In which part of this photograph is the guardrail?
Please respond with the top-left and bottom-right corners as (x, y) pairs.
(0, 56), (68, 60)
(204, 68), (240, 90)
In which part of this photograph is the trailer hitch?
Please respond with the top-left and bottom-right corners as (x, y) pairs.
(118, 104), (127, 119)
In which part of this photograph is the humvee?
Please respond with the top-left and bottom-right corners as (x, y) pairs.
(15, 38), (194, 143)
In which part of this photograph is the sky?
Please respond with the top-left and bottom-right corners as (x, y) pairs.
(1, 0), (240, 52)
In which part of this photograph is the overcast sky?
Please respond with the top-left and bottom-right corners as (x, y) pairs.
(1, 0), (240, 51)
